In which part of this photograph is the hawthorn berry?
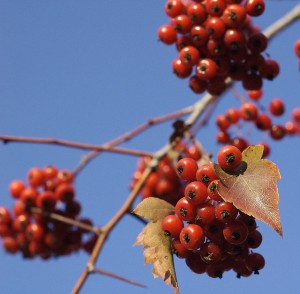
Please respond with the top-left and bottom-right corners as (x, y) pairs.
(161, 215), (184, 238)
(217, 145), (242, 170)
(180, 224), (205, 250)
(176, 157), (198, 182)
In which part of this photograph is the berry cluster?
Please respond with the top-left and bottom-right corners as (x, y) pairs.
(0, 166), (96, 259)
(162, 148), (264, 278)
(130, 142), (202, 205)
(158, 0), (278, 95)
(215, 93), (300, 157)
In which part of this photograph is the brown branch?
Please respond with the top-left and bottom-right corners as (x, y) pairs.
(91, 267), (147, 288)
(72, 106), (193, 175)
(30, 207), (101, 235)
(0, 135), (152, 158)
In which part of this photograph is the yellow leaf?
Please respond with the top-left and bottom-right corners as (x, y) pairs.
(133, 198), (175, 221)
(134, 220), (179, 293)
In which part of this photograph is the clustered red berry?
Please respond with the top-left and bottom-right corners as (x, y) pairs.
(158, 0), (279, 96)
(162, 152), (265, 279)
(130, 142), (202, 205)
(0, 166), (96, 259)
(215, 93), (300, 157)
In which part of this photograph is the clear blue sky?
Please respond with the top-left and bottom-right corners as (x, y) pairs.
(0, 1), (299, 293)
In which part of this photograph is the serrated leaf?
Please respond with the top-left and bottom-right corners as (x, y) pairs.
(214, 145), (282, 236)
(134, 220), (179, 293)
(133, 198), (175, 221)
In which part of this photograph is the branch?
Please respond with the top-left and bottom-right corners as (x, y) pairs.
(71, 5), (300, 293)
(0, 135), (152, 158)
(30, 207), (101, 235)
(73, 106), (193, 175)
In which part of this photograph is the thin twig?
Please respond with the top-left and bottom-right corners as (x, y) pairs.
(72, 106), (193, 175)
(91, 267), (147, 288)
(31, 207), (101, 235)
(0, 135), (152, 158)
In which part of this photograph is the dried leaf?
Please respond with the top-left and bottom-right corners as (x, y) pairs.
(133, 198), (175, 221)
(134, 220), (179, 293)
(214, 145), (282, 236)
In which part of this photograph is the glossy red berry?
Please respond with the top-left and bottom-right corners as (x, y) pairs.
(223, 220), (249, 244)
(9, 180), (26, 199)
(269, 98), (285, 116)
(247, 89), (263, 101)
(294, 40), (300, 58)
(245, 252), (265, 274)
(222, 4), (246, 28)
(196, 164), (218, 186)
(200, 242), (223, 263)
(180, 224), (205, 250)
(171, 239), (190, 258)
(164, 0), (185, 18)
(172, 14), (193, 34)
(206, 0), (226, 17)
(187, 3), (207, 25)
(179, 46), (200, 66)
(172, 57), (193, 78)
(215, 201), (238, 222)
(217, 145), (242, 170)
(207, 180), (223, 201)
(240, 102), (258, 121)
(196, 203), (216, 225)
(27, 167), (45, 187)
(205, 17), (226, 39)
(269, 124), (286, 140)
(175, 197), (197, 222)
(196, 58), (218, 80)
(55, 183), (75, 203)
(0, 207), (11, 224)
(161, 215), (184, 238)
(158, 25), (177, 45)
(245, 0), (265, 17)
(184, 181), (208, 205)
(255, 113), (272, 130)
(176, 158), (198, 182)
(25, 223), (45, 242)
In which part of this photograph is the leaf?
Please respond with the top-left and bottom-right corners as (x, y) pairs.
(214, 145), (282, 236)
(134, 220), (179, 293)
(133, 198), (175, 221)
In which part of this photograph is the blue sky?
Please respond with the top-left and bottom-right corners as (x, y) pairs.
(0, 1), (299, 293)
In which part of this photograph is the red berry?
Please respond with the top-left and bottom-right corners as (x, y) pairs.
(187, 3), (207, 25)
(245, 252), (265, 274)
(240, 102), (258, 121)
(25, 223), (45, 242)
(161, 215), (184, 238)
(175, 197), (197, 222)
(9, 180), (26, 199)
(179, 46), (200, 66)
(171, 239), (190, 258)
(158, 25), (177, 45)
(184, 181), (208, 205)
(269, 124), (286, 140)
(217, 145), (242, 170)
(294, 40), (300, 58)
(223, 220), (249, 244)
(200, 242), (223, 263)
(164, 0), (184, 18)
(245, 0), (265, 17)
(269, 98), (285, 116)
(55, 183), (75, 203)
(196, 164), (218, 186)
(207, 180), (223, 201)
(247, 89), (263, 101)
(255, 113), (272, 130)
(0, 207), (11, 224)
(215, 201), (238, 222)
(196, 58), (218, 80)
(172, 57), (193, 78)
(222, 4), (246, 28)
(172, 14), (193, 34)
(180, 224), (205, 250)
(176, 158), (198, 182)
(27, 167), (45, 187)
(196, 203), (216, 225)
